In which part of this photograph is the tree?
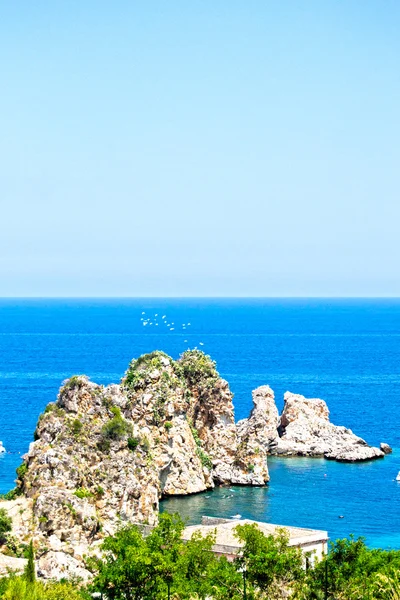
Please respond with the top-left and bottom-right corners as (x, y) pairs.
(24, 540), (36, 585)
(0, 508), (12, 543)
(234, 523), (304, 597)
(90, 513), (217, 600)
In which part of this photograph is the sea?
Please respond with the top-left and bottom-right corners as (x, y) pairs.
(0, 298), (400, 548)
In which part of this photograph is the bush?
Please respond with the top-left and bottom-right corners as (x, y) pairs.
(61, 375), (88, 392)
(124, 351), (171, 390)
(73, 487), (93, 499)
(101, 407), (133, 441)
(127, 437), (140, 451)
(0, 488), (21, 501)
(97, 438), (111, 454)
(165, 421), (173, 431)
(16, 463), (27, 483)
(179, 350), (218, 386)
(71, 419), (83, 436)
(0, 508), (12, 542)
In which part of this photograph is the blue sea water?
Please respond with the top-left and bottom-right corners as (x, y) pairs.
(1, 298), (400, 548)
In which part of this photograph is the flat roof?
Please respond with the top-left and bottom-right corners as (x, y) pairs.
(182, 518), (328, 552)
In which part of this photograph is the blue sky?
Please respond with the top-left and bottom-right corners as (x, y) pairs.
(1, 1), (399, 296)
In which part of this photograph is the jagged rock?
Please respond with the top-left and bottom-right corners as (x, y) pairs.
(0, 442), (5, 454)
(235, 386), (280, 484)
(1, 351), (259, 578)
(380, 442), (392, 454)
(273, 391), (384, 462)
(0, 553), (26, 575)
(38, 551), (92, 581)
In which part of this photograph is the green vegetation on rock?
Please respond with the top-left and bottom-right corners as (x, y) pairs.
(123, 351), (171, 390)
(179, 350), (219, 386)
(127, 436), (140, 451)
(0, 488), (21, 501)
(101, 406), (133, 441)
(0, 508), (12, 543)
(73, 488), (93, 500)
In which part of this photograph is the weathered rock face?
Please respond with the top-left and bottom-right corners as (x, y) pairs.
(235, 386), (279, 484)
(1, 350), (261, 576)
(1, 354), (387, 580)
(273, 392), (384, 462)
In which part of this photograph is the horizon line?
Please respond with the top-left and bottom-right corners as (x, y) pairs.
(1, 295), (400, 300)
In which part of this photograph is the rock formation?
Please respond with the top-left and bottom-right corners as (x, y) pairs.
(272, 392), (384, 461)
(235, 386), (279, 482)
(0, 442), (5, 454)
(380, 442), (392, 455)
(0, 351), (388, 579)
(0, 350), (266, 578)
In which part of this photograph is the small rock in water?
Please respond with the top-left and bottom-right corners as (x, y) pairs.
(0, 441), (5, 454)
(380, 442), (392, 455)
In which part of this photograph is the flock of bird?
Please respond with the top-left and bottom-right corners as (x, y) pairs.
(140, 312), (204, 348)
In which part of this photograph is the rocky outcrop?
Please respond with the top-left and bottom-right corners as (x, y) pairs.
(272, 392), (384, 462)
(0, 352), (388, 579)
(1, 351), (262, 577)
(380, 442), (392, 455)
(0, 442), (5, 454)
(235, 386), (280, 484)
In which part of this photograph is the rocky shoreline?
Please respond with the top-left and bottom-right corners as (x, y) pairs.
(0, 350), (387, 578)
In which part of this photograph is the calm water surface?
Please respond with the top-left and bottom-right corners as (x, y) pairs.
(0, 298), (399, 547)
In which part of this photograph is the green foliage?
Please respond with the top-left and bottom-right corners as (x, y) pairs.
(234, 523), (304, 595)
(16, 463), (27, 483)
(140, 436), (151, 453)
(89, 512), (217, 600)
(179, 349), (219, 386)
(127, 436), (139, 451)
(24, 540), (36, 584)
(61, 375), (88, 392)
(73, 487), (93, 499)
(65, 503), (77, 517)
(71, 419), (83, 436)
(0, 508), (12, 542)
(96, 486), (105, 497)
(97, 438), (110, 453)
(123, 351), (172, 390)
(164, 421), (173, 431)
(247, 463), (255, 472)
(0, 488), (21, 501)
(306, 535), (400, 600)
(189, 423), (213, 470)
(101, 406), (133, 441)
(0, 574), (88, 599)
(197, 448), (213, 470)
(43, 403), (65, 417)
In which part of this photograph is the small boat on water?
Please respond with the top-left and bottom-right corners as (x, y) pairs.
(396, 471), (400, 481)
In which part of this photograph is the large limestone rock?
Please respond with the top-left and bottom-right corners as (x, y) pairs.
(273, 391), (384, 461)
(235, 386), (280, 484)
(1, 350), (259, 578)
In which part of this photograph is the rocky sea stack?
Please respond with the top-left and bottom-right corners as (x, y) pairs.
(0, 350), (385, 578)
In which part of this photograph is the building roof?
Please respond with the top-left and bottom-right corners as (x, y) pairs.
(182, 517), (328, 556)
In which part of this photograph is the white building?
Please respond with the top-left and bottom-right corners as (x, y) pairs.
(182, 516), (328, 564)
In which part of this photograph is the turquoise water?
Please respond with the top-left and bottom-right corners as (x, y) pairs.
(1, 298), (400, 547)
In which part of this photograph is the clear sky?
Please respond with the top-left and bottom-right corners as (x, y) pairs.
(1, 1), (399, 297)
